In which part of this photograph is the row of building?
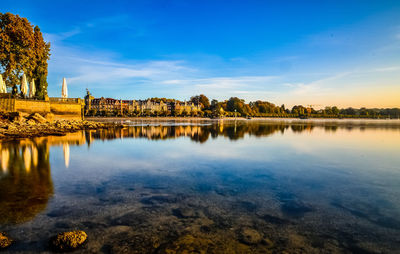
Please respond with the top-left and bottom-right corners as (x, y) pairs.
(84, 90), (201, 115)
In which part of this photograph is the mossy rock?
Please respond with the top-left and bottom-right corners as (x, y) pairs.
(0, 232), (13, 249)
(50, 230), (87, 251)
(164, 234), (213, 253)
(239, 228), (262, 245)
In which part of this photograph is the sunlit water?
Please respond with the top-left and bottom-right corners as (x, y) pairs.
(1, 119), (400, 253)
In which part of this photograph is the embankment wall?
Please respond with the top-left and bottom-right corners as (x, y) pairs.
(14, 99), (51, 115)
(50, 102), (82, 120)
(0, 97), (83, 120)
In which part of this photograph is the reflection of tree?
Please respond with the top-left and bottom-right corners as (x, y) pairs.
(71, 121), (396, 145)
(0, 142), (53, 224)
(324, 125), (338, 132)
(0, 132), (87, 224)
(85, 122), (297, 142)
(291, 124), (314, 133)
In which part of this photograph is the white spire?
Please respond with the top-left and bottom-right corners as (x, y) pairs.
(0, 74), (6, 93)
(29, 79), (36, 98)
(21, 74), (28, 96)
(61, 77), (68, 98)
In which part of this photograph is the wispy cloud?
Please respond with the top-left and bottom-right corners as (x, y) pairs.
(373, 66), (400, 72)
(44, 18), (400, 107)
(162, 76), (277, 89)
(158, 76), (280, 101)
(43, 28), (82, 42)
(67, 60), (194, 85)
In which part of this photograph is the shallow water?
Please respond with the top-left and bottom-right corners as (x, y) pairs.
(1, 120), (400, 253)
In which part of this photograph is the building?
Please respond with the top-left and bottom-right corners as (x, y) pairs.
(84, 90), (201, 116)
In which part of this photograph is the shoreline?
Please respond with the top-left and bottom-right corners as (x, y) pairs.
(1, 114), (400, 141)
(0, 112), (122, 141)
(86, 116), (400, 125)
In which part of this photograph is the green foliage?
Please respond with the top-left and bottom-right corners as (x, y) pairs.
(35, 73), (48, 99)
(0, 13), (50, 96)
(84, 94), (400, 119)
(32, 26), (50, 99)
(190, 94), (210, 109)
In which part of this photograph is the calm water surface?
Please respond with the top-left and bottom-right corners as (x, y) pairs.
(1, 120), (400, 253)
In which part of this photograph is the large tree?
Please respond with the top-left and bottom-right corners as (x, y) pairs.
(32, 26), (50, 99)
(227, 97), (251, 116)
(0, 13), (50, 97)
(190, 94), (210, 109)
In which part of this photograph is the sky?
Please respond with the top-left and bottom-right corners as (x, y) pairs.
(1, 0), (400, 108)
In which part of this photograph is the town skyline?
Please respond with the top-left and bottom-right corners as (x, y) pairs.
(1, 1), (399, 108)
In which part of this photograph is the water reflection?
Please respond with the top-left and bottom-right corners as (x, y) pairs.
(87, 120), (400, 142)
(0, 132), (88, 224)
(0, 141), (52, 224)
(0, 121), (398, 225)
(85, 122), (278, 142)
(0, 120), (399, 253)
(63, 144), (70, 168)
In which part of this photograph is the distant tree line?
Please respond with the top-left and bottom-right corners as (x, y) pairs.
(188, 95), (400, 119)
(90, 94), (400, 119)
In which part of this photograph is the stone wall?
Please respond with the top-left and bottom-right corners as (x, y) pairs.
(0, 98), (82, 120)
(0, 98), (15, 112)
(14, 99), (51, 115)
(50, 102), (82, 120)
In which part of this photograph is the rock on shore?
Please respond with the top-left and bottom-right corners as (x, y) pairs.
(0, 112), (121, 140)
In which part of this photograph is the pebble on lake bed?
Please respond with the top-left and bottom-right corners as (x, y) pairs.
(0, 232), (13, 249)
(50, 230), (87, 251)
(239, 228), (262, 245)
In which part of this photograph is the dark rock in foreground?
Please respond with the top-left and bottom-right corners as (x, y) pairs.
(50, 230), (87, 252)
(172, 207), (197, 218)
(239, 228), (262, 245)
(0, 232), (13, 249)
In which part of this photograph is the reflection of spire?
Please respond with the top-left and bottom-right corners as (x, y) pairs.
(31, 145), (38, 167)
(63, 144), (70, 168)
(23, 147), (32, 172)
(0, 141), (53, 224)
(1, 148), (9, 173)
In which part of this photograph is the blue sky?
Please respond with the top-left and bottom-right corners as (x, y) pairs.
(1, 0), (400, 108)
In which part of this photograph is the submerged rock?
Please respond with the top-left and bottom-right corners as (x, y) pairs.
(164, 234), (213, 253)
(281, 200), (313, 218)
(0, 232), (13, 249)
(239, 228), (262, 245)
(172, 207), (197, 218)
(50, 230), (87, 251)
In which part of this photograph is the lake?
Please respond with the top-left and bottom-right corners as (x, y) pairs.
(1, 119), (400, 253)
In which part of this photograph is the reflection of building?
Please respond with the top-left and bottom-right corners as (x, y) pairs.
(84, 122), (289, 143)
(0, 121), (292, 224)
(0, 147), (9, 173)
(0, 131), (90, 224)
(0, 141), (53, 224)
